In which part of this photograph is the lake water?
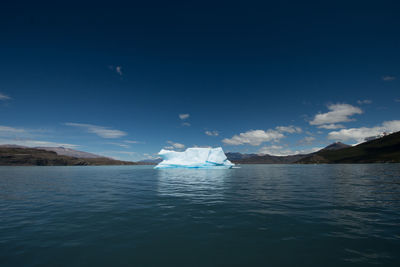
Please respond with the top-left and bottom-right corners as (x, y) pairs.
(1, 165), (400, 266)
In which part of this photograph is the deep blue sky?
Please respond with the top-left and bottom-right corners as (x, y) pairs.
(1, 1), (399, 160)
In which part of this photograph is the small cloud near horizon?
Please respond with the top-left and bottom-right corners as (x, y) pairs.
(0, 125), (26, 135)
(165, 141), (185, 150)
(0, 138), (78, 148)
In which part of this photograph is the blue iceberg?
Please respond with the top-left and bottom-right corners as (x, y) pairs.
(155, 147), (234, 169)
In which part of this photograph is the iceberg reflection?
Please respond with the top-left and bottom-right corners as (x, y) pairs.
(156, 168), (231, 200)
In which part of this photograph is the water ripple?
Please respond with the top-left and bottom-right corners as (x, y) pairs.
(0, 164), (400, 266)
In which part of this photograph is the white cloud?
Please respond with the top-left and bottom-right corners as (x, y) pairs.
(317, 124), (345, 129)
(166, 141), (185, 150)
(275, 125), (302, 133)
(258, 145), (322, 156)
(357, 99), (372, 105)
(0, 93), (11, 100)
(179, 113), (190, 120)
(0, 139), (78, 148)
(205, 130), (219, 136)
(65, 123), (127, 138)
(124, 140), (140, 144)
(328, 120), (400, 143)
(0, 125), (78, 149)
(181, 122), (191, 127)
(382, 75), (396, 81)
(310, 103), (363, 127)
(222, 129), (284, 146)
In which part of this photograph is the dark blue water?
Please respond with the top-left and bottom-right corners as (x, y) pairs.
(1, 165), (400, 266)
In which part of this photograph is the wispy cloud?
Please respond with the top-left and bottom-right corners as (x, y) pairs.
(0, 125), (53, 141)
(0, 126), (26, 135)
(222, 129), (284, 146)
(275, 125), (302, 133)
(382, 75), (396, 81)
(179, 113), (190, 120)
(298, 136), (316, 145)
(0, 92), (11, 100)
(98, 151), (137, 160)
(205, 130), (219, 136)
(310, 103), (362, 127)
(107, 142), (131, 148)
(109, 65), (123, 76)
(65, 123), (127, 138)
(193, 145), (212, 148)
(357, 99), (372, 105)
(124, 140), (141, 144)
(181, 122), (191, 127)
(165, 141), (185, 150)
(317, 124), (345, 129)
(328, 120), (400, 143)
(0, 139), (78, 148)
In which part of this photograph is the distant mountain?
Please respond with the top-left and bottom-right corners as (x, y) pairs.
(0, 147), (138, 166)
(226, 142), (352, 164)
(321, 142), (351, 151)
(297, 131), (400, 163)
(35, 147), (104, 158)
(137, 158), (162, 165)
(225, 152), (258, 161)
(227, 153), (309, 164)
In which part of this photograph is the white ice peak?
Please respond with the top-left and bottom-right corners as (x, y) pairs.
(155, 147), (234, 169)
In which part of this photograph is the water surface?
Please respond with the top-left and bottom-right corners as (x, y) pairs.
(1, 165), (400, 266)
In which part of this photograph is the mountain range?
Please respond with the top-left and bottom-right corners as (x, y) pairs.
(1, 131), (399, 165)
(227, 132), (400, 164)
(0, 146), (136, 166)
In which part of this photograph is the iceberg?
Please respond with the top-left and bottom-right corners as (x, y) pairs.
(155, 147), (234, 169)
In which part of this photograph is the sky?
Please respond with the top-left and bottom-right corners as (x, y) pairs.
(0, 1), (399, 161)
